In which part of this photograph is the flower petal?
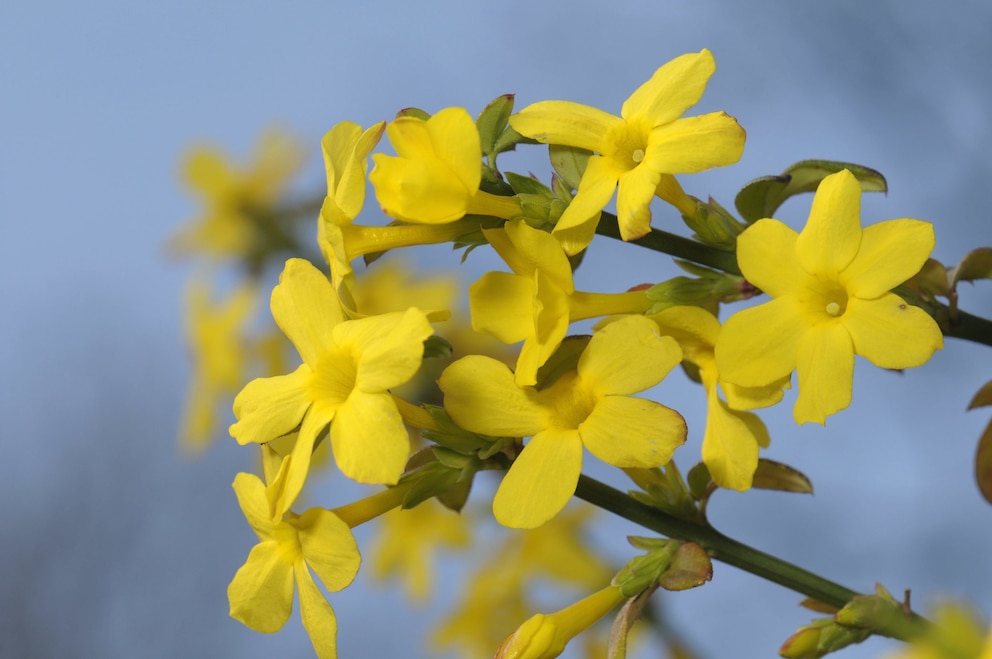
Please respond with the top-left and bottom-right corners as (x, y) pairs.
(616, 164), (661, 240)
(230, 365), (312, 445)
(581, 396), (686, 468)
(498, 220), (574, 293)
(281, 405), (335, 511)
(794, 321), (854, 424)
(645, 112), (745, 174)
(516, 269), (571, 386)
(271, 259), (345, 367)
(369, 154), (469, 223)
(843, 295), (943, 369)
(331, 390), (408, 484)
(842, 219), (936, 298)
(493, 429), (583, 528)
(509, 101), (622, 152)
(796, 169), (863, 277)
(232, 472), (275, 538)
(335, 309), (433, 392)
(426, 107), (482, 193)
(621, 50), (715, 125)
(553, 155), (619, 254)
(469, 271), (534, 343)
(701, 390), (765, 491)
(439, 355), (546, 437)
(295, 561), (339, 659)
(296, 508), (361, 592)
(579, 315), (682, 395)
(715, 297), (806, 387)
(735, 219), (803, 297)
(228, 541), (295, 634)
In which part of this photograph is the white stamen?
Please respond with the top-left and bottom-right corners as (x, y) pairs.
(632, 148), (645, 163)
(825, 302), (841, 316)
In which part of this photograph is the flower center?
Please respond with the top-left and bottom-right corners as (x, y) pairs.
(537, 371), (597, 430)
(604, 120), (650, 172)
(631, 148), (645, 163)
(825, 301), (842, 316)
(309, 346), (358, 404)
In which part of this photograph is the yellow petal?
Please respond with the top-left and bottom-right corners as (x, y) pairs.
(295, 561), (339, 659)
(438, 355), (546, 436)
(722, 377), (789, 411)
(517, 269), (571, 387)
(281, 406), (335, 510)
(553, 155), (619, 253)
(702, 390), (763, 491)
(616, 164), (661, 240)
(271, 259), (345, 367)
(425, 107), (482, 193)
(794, 322), (854, 424)
(296, 508), (361, 592)
(842, 219), (936, 298)
(736, 219), (803, 297)
(230, 365), (312, 445)
(581, 396), (686, 468)
(509, 100), (622, 151)
(369, 154), (470, 223)
(645, 112), (745, 174)
(843, 294), (943, 369)
(469, 271), (533, 343)
(321, 121), (371, 220)
(500, 220), (574, 293)
(232, 472), (275, 537)
(579, 315), (682, 395)
(228, 541), (295, 633)
(796, 169), (863, 277)
(333, 309), (432, 392)
(331, 390), (408, 484)
(493, 429), (584, 529)
(621, 50), (715, 125)
(715, 297), (806, 387)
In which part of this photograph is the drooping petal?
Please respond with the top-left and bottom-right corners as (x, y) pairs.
(580, 396), (686, 468)
(615, 164), (662, 240)
(232, 472), (275, 539)
(621, 50), (715, 125)
(735, 219), (803, 297)
(516, 269), (571, 386)
(281, 405), (336, 510)
(843, 295), (943, 369)
(438, 355), (547, 437)
(841, 219), (936, 299)
(468, 271), (534, 344)
(228, 542), (295, 633)
(579, 315), (682, 396)
(509, 101), (622, 152)
(701, 389), (763, 491)
(230, 366), (312, 445)
(493, 429), (584, 529)
(295, 561), (339, 659)
(649, 305), (720, 362)
(295, 508), (361, 592)
(553, 155), (620, 254)
(795, 170), (863, 277)
(336, 309), (432, 392)
(271, 259), (345, 367)
(794, 321), (854, 424)
(715, 297), (806, 387)
(644, 112), (745, 174)
(322, 120), (380, 221)
(331, 390), (408, 484)
(498, 220), (574, 293)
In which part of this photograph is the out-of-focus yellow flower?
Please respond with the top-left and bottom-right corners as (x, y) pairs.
(172, 129), (305, 259)
(440, 315), (685, 528)
(715, 169), (943, 424)
(179, 278), (256, 453)
(228, 466), (360, 659)
(649, 305), (785, 490)
(509, 50), (744, 254)
(470, 220), (651, 386)
(882, 603), (991, 659)
(370, 107), (521, 223)
(229, 258), (433, 507)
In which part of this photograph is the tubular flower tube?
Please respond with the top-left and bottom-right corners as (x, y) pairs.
(715, 169), (943, 424)
(439, 314), (686, 529)
(229, 258), (434, 508)
(369, 106), (522, 223)
(469, 219), (652, 386)
(508, 49), (744, 254)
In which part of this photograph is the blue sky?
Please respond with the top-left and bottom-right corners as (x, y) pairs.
(2, 2), (991, 657)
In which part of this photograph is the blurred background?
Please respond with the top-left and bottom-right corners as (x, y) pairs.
(3, 1), (991, 657)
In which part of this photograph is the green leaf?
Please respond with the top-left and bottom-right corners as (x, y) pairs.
(476, 94), (515, 159)
(976, 419), (992, 505)
(950, 247), (992, 287)
(549, 144), (591, 191)
(967, 379), (992, 410)
(734, 160), (887, 223)
(751, 459), (814, 494)
(422, 335), (453, 360)
(534, 335), (591, 389)
(686, 462), (713, 499)
(504, 171), (552, 196)
(396, 106), (430, 121)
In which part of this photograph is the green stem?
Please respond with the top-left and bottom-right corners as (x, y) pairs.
(944, 308), (992, 348)
(595, 211), (740, 275)
(575, 475), (859, 609)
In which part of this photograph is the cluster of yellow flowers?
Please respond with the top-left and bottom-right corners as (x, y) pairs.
(173, 48), (990, 659)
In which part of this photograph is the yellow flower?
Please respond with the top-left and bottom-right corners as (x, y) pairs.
(470, 220), (651, 386)
(439, 315), (686, 528)
(369, 107), (521, 223)
(172, 129), (305, 259)
(495, 585), (626, 659)
(649, 305), (785, 490)
(229, 258), (433, 506)
(228, 467), (360, 659)
(319, 119), (385, 227)
(881, 603), (992, 659)
(179, 278), (256, 453)
(715, 169), (943, 424)
(509, 49), (744, 254)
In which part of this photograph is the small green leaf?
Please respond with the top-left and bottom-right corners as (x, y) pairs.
(686, 462), (713, 499)
(396, 107), (430, 121)
(534, 335), (590, 389)
(657, 542), (712, 591)
(950, 247), (992, 287)
(607, 586), (655, 659)
(751, 459), (814, 494)
(967, 380), (992, 410)
(549, 144), (591, 191)
(476, 94), (515, 159)
(422, 335), (453, 360)
(735, 160), (887, 223)
(976, 419), (992, 505)
(504, 171), (552, 196)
